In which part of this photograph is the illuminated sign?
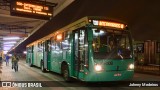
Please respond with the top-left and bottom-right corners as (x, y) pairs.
(10, 0), (53, 19)
(92, 20), (125, 29)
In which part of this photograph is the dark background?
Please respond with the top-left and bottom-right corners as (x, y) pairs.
(15, 0), (160, 52)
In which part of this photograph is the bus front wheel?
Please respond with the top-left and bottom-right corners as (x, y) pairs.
(62, 65), (70, 82)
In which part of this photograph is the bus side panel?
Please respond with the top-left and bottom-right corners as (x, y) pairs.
(50, 46), (72, 75)
(69, 34), (74, 77)
(56, 50), (63, 73)
(61, 49), (72, 74)
(50, 50), (56, 72)
(66, 49), (72, 76)
(31, 46), (34, 65)
(26, 48), (30, 63)
(37, 51), (43, 67)
(33, 45), (38, 66)
(50, 50), (61, 73)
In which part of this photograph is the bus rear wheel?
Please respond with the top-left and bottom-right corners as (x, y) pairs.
(62, 65), (70, 82)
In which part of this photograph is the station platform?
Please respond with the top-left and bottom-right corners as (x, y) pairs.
(0, 59), (68, 90)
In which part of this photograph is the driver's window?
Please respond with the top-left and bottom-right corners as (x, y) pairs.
(107, 36), (115, 52)
(93, 29), (108, 52)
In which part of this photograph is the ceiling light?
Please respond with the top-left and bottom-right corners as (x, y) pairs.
(3, 51), (8, 54)
(23, 51), (27, 54)
(3, 37), (20, 40)
(3, 41), (17, 44)
(3, 45), (14, 47)
(3, 47), (11, 51)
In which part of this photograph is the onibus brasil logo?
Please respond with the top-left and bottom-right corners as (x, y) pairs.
(1, 81), (42, 87)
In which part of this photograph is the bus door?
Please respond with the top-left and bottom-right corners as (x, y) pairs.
(43, 40), (51, 70)
(73, 29), (88, 79)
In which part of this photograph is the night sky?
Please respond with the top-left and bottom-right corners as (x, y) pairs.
(16, 0), (160, 52)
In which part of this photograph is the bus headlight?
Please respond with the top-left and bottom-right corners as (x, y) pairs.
(128, 64), (134, 69)
(94, 65), (102, 71)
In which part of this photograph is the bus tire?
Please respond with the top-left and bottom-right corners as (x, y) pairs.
(41, 61), (46, 72)
(62, 64), (70, 82)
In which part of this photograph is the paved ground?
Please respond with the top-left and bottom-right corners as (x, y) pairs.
(0, 59), (69, 90)
(0, 59), (160, 90)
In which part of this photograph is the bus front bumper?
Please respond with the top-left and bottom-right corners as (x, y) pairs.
(83, 70), (134, 82)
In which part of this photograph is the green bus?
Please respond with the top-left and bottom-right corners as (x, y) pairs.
(26, 16), (134, 82)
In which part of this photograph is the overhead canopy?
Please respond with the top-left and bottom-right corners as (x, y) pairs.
(0, 0), (74, 52)
(1, 0), (160, 52)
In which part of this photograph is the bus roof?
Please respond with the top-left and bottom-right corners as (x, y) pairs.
(27, 16), (127, 47)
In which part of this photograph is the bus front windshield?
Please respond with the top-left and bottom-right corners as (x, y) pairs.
(92, 28), (132, 60)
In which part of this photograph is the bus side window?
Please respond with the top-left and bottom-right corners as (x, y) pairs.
(48, 40), (51, 52)
(62, 32), (70, 50)
(79, 29), (89, 68)
(55, 42), (61, 50)
(51, 37), (55, 50)
(38, 42), (42, 52)
(79, 30), (85, 62)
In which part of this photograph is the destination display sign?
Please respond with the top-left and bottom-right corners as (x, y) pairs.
(10, 0), (53, 20)
(92, 20), (125, 29)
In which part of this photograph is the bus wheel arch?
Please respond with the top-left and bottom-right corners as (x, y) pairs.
(61, 61), (71, 82)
